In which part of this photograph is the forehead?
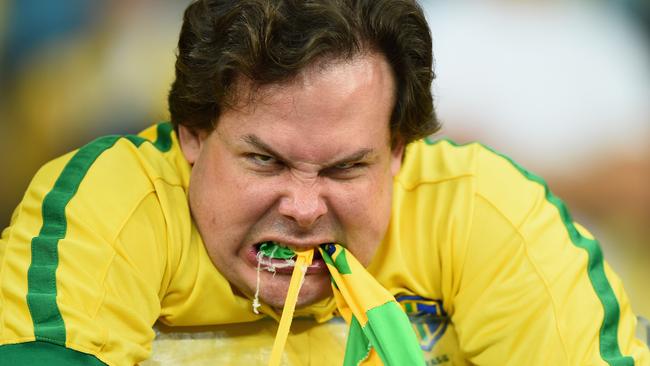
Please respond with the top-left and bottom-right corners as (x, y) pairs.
(219, 52), (396, 150)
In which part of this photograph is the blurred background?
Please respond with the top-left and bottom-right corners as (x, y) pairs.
(0, 0), (648, 317)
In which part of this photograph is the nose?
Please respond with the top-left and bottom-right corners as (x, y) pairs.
(277, 180), (328, 228)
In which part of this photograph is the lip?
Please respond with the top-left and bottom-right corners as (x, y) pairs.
(244, 239), (330, 275)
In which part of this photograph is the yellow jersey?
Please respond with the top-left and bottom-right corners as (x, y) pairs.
(1, 123), (648, 365)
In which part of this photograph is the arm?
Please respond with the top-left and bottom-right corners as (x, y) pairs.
(450, 149), (649, 365)
(1, 139), (169, 365)
(0, 341), (106, 366)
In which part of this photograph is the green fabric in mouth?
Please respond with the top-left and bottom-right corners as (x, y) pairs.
(259, 242), (296, 259)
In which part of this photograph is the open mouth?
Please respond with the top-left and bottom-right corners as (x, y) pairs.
(251, 241), (326, 275)
(250, 241), (330, 314)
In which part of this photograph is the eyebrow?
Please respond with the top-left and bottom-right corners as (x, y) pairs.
(241, 134), (376, 167)
(242, 134), (288, 161)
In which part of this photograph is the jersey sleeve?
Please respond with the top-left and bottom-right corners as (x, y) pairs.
(450, 147), (650, 365)
(0, 138), (171, 366)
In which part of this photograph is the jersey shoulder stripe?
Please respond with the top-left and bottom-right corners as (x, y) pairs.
(26, 122), (173, 347)
(424, 137), (635, 366)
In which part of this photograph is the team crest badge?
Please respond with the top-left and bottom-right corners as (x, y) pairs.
(396, 296), (449, 352)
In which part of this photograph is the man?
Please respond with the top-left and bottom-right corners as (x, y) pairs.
(0, 0), (648, 365)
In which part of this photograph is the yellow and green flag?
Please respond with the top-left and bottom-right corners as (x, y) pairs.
(319, 244), (425, 366)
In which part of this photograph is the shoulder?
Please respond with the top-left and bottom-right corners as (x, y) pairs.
(14, 122), (189, 244)
(383, 139), (551, 300)
(398, 138), (547, 225)
(0, 123), (192, 364)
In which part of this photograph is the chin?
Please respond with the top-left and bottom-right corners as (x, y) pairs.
(256, 272), (332, 309)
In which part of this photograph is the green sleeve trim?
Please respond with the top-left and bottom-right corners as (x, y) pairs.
(26, 122), (175, 347)
(124, 121), (174, 152)
(153, 122), (174, 152)
(0, 341), (107, 366)
(27, 135), (121, 344)
(424, 137), (634, 366)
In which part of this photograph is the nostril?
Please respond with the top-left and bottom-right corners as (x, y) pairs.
(277, 188), (327, 228)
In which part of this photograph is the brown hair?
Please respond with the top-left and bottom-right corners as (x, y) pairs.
(168, 0), (439, 146)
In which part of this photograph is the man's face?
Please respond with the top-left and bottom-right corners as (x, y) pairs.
(179, 53), (403, 309)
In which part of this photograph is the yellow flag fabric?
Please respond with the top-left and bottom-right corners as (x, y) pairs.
(319, 244), (425, 366)
(268, 250), (314, 366)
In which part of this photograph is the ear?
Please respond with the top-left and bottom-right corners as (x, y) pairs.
(178, 125), (207, 165)
(390, 141), (405, 176)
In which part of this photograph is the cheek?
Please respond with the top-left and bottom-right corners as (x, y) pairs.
(189, 154), (279, 238)
(188, 154), (242, 243)
(329, 170), (393, 236)
(329, 182), (391, 266)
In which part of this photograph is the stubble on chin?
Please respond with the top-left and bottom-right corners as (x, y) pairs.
(254, 272), (332, 310)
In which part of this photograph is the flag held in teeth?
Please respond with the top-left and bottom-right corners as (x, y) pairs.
(319, 244), (425, 366)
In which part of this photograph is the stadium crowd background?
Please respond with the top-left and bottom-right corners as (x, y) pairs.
(1, 0), (648, 319)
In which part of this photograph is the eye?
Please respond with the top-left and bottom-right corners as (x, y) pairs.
(334, 161), (357, 170)
(322, 161), (367, 179)
(250, 154), (277, 165)
(245, 153), (283, 173)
